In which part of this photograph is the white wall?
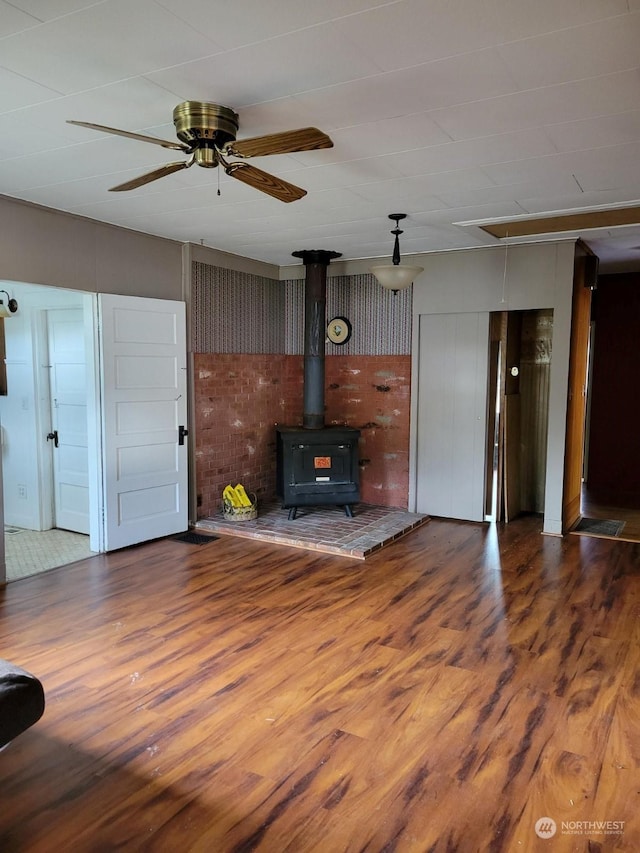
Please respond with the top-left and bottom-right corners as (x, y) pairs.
(409, 241), (577, 535)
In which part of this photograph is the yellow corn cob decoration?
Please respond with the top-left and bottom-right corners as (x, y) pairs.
(234, 483), (253, 507)
(223, 484), (242, 507)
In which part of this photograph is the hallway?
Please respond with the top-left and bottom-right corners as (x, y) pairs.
(578, 487), (640, 543)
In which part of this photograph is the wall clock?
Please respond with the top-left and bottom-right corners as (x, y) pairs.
(327, 316), (352, 345)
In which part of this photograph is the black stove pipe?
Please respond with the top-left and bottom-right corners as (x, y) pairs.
(292, 249), (342, 429)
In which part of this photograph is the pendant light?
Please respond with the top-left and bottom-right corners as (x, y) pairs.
(369, 213), (423, 293)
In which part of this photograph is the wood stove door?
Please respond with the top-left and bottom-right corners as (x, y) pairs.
(291, 442), (354, 486)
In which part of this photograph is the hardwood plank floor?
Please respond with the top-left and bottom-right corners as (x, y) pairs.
(0, 517), (638, 852)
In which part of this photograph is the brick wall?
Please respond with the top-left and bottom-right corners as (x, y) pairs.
(194, 354), (288, 517)
(194, 352), (410, 517)
(325, 355), (411, 509)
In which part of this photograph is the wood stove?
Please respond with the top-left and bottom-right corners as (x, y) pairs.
(276, 425), (360, 519)
(276, 249), (360, 520)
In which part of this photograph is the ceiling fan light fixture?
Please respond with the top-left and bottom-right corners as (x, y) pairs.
(370, 213), (423, 293)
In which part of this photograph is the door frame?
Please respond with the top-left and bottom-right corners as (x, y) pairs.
(561, 247), (593, 533)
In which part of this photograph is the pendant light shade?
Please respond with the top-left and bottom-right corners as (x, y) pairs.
(370, 213), (423, 293)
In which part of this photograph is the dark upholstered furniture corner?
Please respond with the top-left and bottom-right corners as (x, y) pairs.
(0, 659), (45, 749)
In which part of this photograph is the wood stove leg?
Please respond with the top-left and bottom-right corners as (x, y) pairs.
(288, 507), (297, 520)
(344, 505), (354, 518)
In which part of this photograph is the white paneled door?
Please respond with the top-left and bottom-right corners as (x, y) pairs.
(415, 312), (490, 522)
(47, 308), (90, 534)
(99, 294), (188, 551)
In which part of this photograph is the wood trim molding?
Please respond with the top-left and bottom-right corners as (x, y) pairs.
(480, 206), (640, 239)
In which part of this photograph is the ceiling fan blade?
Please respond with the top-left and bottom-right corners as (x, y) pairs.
(109, 160), (191, 192)
(225, 162), (306, 202)
(67, 120), (189, 152)
(226, 127), (333, 159)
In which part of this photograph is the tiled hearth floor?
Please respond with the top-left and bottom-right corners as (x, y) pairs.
(196, 500), (429, 559)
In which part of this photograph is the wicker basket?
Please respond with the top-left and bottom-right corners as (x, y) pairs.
(222, 493), (257, 522)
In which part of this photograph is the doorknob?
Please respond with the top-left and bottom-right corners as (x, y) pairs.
(178, 425), (188, 446)
(47, 430), (59, 448)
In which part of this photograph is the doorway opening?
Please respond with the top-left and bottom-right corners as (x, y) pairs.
(485, 309), (553, 524)
(577, 272), (640, 542)
(1, 283), (98, 581)
(1, 285), (190, 583)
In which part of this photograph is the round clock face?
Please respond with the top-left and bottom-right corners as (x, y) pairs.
(327, 316), (352, 345)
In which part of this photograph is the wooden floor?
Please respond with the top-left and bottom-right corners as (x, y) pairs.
(0, 516), (638, 852)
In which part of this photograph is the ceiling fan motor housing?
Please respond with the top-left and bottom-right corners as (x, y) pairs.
(173, 101), (239, 149)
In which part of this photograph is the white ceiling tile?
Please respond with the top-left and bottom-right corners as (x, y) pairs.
(518, 189), (640, 214)
(497, 14), (640, 90)
(486, 0), (629, 41)
(482, 153), (577, 187)
(8, 0), (110, 20)
(286, 52), (518, 134)
(570, 143), (640, 192)
(352, 169), (494, 203)
(0, 109), (77, 158)
(16, 179), (129, 210)
(336, 0), (507, 71)
(429, 70), (640, 140)
(396, 50), (518, 112)
(0, 0), (640, 268)
(0, 66), (62, 112)
(1, 78), (189, 159)
(428, 201), (526, 225)
(228, 99), (340, 138)
(289, 157), (406, 193)
(0, 0), (40, 35)
(545, 110), (640, 152)
(289, 75), (429, 130)
(322, 115), (451, 161)
(0, 0), (221, 95)
(153, 0), (392, 47)
(438, 174), (582, 208)
(0, 134), (184, 192)
(482, 142), (640, 196)
(391, 128), (557, 177)
(146, 20), (382, 107)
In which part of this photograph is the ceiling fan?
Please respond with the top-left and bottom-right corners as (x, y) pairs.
(68, 101), (333, 203)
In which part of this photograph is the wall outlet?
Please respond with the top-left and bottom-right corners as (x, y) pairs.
(17, 484), (27, 499)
